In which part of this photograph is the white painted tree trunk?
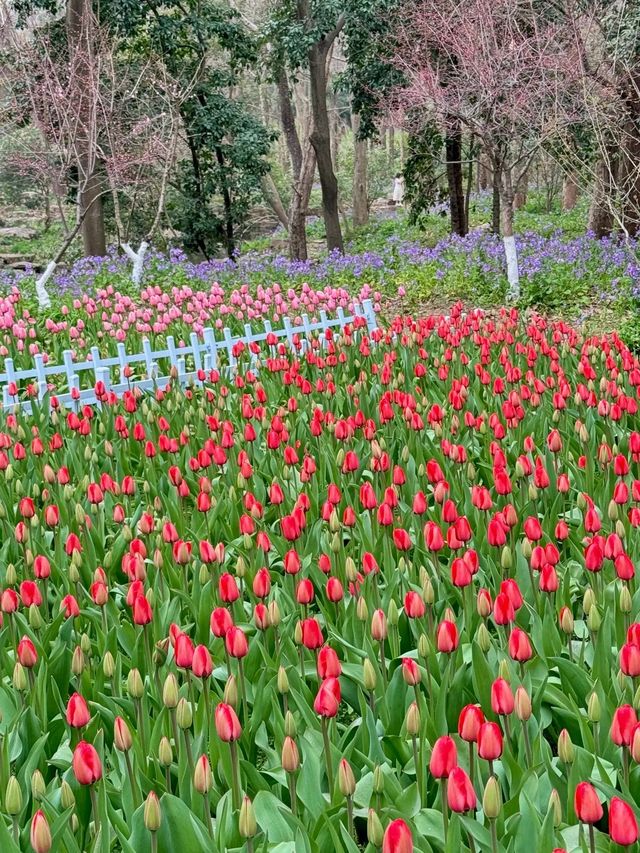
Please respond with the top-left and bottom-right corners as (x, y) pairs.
(122, 241), (148, 286)
(503, 235), (520, 300)
(35, 261), (54, 309)
(499, 185), (520, 300)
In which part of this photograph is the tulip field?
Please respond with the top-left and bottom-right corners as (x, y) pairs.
(3, 304), (640, 852)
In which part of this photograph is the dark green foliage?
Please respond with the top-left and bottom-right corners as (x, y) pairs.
(403, 125), (447, 226)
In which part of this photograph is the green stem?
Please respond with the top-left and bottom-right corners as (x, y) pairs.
(183, 729), (195, 785)
(522, 721), (532, 767)
(125, 750), (141, 808)
(490, 818), (498, 853)
(412, 735), (423, 805)
(379, 641), (387, 688)
(321, 717), (334, 798)
(151, 831), (158, 853)
(90, 784), (100, 841)
(238, 658), (248, 728)
(588, 823), (596, 853)
(346, 794), (355, 838)
(288, 772), (297, 817)
(203, 793), (213, 836)
(229, 740), (241, 811)
(441, 779), (449, 843)
(12, 816), (18, 845)
(170, 709), (180, 762)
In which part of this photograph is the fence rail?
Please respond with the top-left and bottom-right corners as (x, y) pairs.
(0, 299), (377, 413)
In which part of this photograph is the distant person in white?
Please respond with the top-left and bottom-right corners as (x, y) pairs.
(392, 173), (405, 205)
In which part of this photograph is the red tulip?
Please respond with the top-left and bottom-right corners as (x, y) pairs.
(219, 573), (240, 603)
(393, 528), (412, 550)
(317, 647), (342, 679)
(611, 705), (637, 746)
(574, 782), (603, 824)
(458, 704), (484, 742)
(20, 581), (42, 607)
(17, 636), (37, 668)
(371, 609), (388, 641)
(326, 577), (344, 602)
(175, 633), (195, 669)
(210, 607), (234, 638)
(447, 766), (476, 813)
(132, 593), (152, 625)
(609, 797), (639, 846)
(429, 736), (457, 778)
(523, 516), (542, 541)
(300, 618), (323, 650)
(61, 594), (80, 618)
(214, 703), (242, 742)
(19, 496), (35, 518)
(404, 591), (425, 619)
(66, 693), (91, 728)
(33, 555), (51, 579)
(491, 678), (515, 716)
(382, 818), (413, 853)
(508, 627), (533, 662)
(401, 658), (420, 686)
(313, 677), (341, 717)
(477, 722), (503, 760)
(1, 589), (18, 613)
(436, 620), (458, 653)
(252, 567), (271, 598)
(192, 645), (213, 678)
(44, 505), (59, 526)
(493, 592), (515, 625)
(225, 626), (249, 658)
(30, 810), (52, 853)
(72, 741), (103, 785)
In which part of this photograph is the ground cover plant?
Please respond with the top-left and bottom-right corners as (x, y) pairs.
(0, 307), (639, 851)
(3, 210), (640, 369)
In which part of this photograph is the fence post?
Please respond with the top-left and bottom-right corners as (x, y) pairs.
(142, 338), (158, 381)
(3, 358), (17, 408)
(243, 323), (258, 368)
(190, 332), (203, 382)
(62, 350), (80, 411)
(167, 336), (185, 386)
(90, 346), (108, 407)
(203, 327), (218, 373)
(362, 298), (378, 334)
(223, 327), (237, 370)
(282, 316), (294, 351)
(117, 343), (128, 384)
(34, 354), (48, 404)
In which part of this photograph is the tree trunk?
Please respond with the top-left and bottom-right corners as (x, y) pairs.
(260, 174), (289, 230)
(387, 127), (396, 163)
(277, 69), (303, 181)
(464, 135), (475, 233)
(445, 126), (466, 236)
(620, 87), (640, 237)
(513, 171), (528, 210)
(214, 146), (235, 258)
(66, 0), (106, 258)
(352, 113), (369, 228)
(562, 176), (578, 211)
(500, 169), (519, 299)
(308, 43), (343, 252)
(289, 145), (316, 260)
(490, 154), (501, 234)
(479, 155), (489, 191)
(588, 155), (615, 238)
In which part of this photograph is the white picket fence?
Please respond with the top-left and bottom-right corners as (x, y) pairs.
(0, 299), (377, 413)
